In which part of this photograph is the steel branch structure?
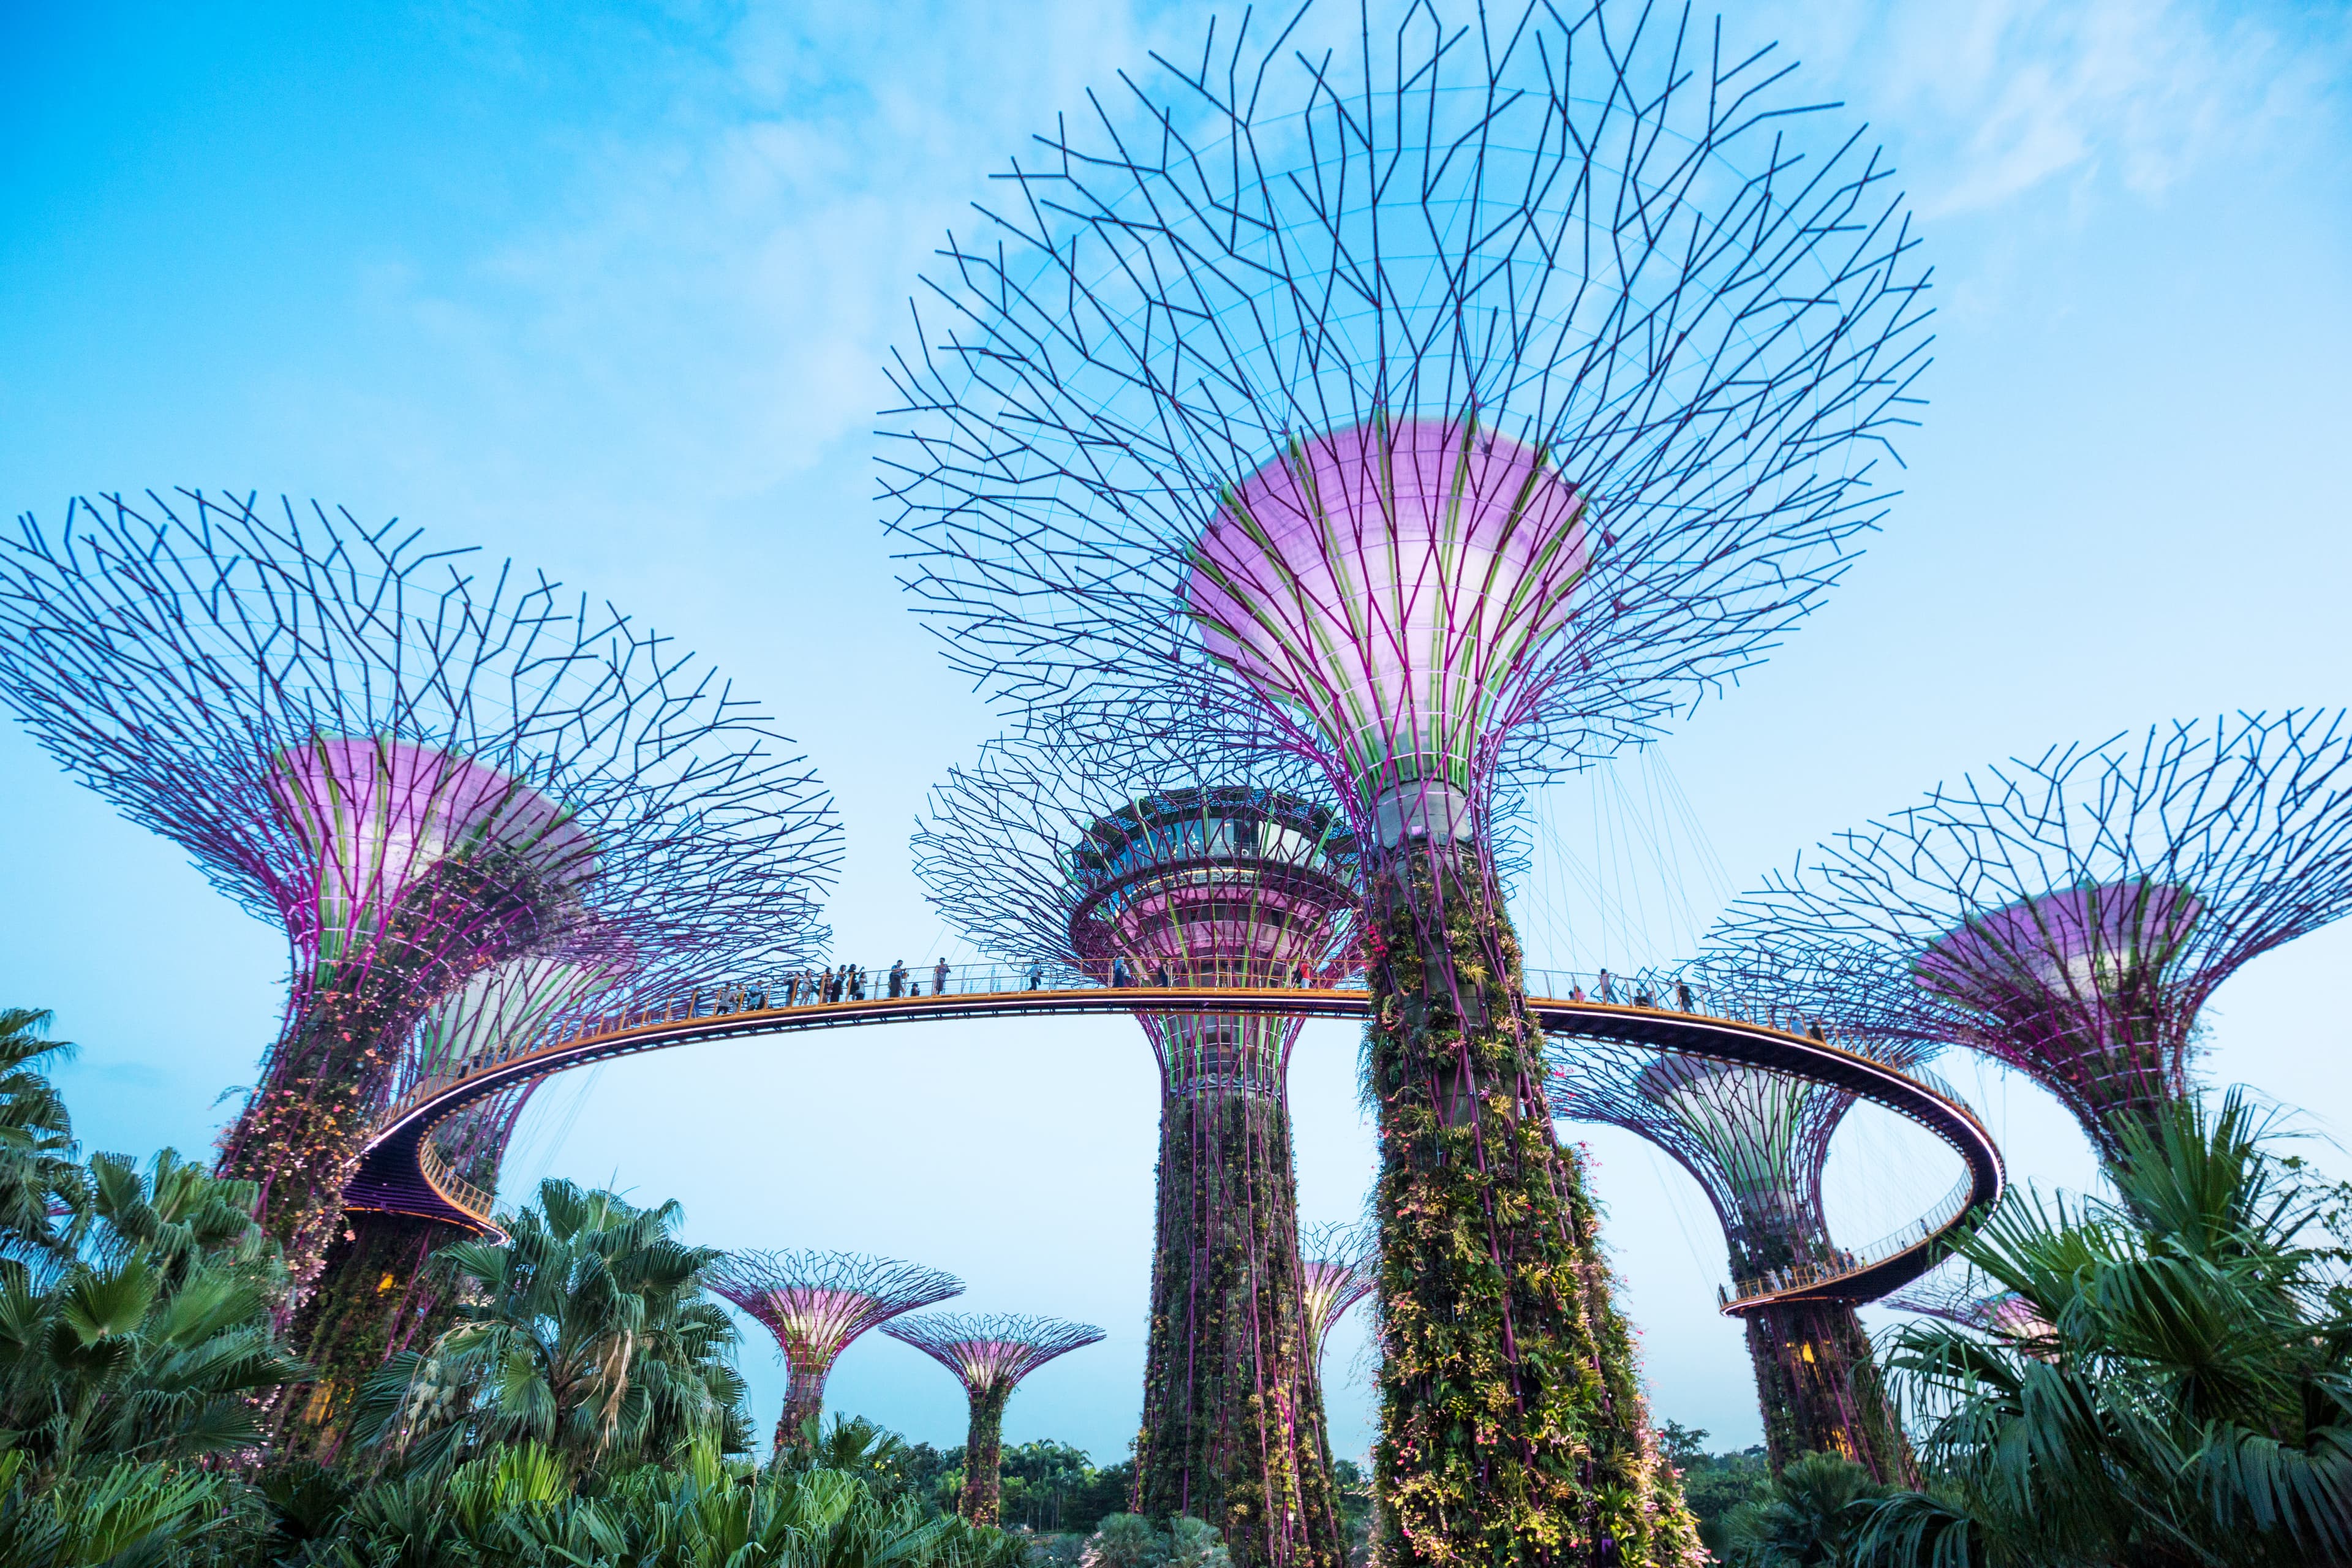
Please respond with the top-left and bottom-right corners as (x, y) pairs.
(915, 732), (1360, 1563)
(1711, 712), (2352, 1169)
(706, 1249), (963, 1458)
(0, 490), (840, 1322)
(1547, 959), (1930, 1483)
(1296, 1223), (1376, 1377)
(881, 4), (1928, 1558)
(883, 1312), (1106, 1525)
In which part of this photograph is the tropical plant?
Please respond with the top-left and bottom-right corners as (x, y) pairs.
(1083, 1513), (1171, 1568)
(0, 1147), (303, 1469)
(0, 1447), (260, 1568)
(1856, 1089), (2352, 1567)
(1724, 1451), (1890, 1567)
(309, 1436), (1024, 1567)
(353, 1178), (748, 1476)
(0, 1009), (86, 1287)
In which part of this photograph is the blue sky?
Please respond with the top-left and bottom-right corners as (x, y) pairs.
(2, 0), (2349, 1464)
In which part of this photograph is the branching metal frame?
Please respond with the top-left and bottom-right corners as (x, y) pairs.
(0, 489), (840, 1297)
(880, 0), (1931, 842)
(1296, 1221), (1376, 1371)
(706, 1248), (964, 1454)
(1710, 712), (2352, 1165)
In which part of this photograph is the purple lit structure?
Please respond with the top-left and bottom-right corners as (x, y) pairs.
(706, 1249), (963, 1457)
(881, 2), (1928, 1556)
(1713, 713), (2352, 1168)
(914, 734), (1359, 1562)
(1547, 962), (1930, 1483)
(0, 491), (839, 1316)
(883, 1312), (1105, 1524)
(1295, 1223), (1376, 1379)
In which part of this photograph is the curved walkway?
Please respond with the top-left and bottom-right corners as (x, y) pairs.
(347, 968), (2003, 1314)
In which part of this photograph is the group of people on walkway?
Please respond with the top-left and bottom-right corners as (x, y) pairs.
(778, 959), (956, 1006)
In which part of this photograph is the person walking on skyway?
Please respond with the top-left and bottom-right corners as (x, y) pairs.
(889, 960), (907, 998)
(934, 959), (949, 997)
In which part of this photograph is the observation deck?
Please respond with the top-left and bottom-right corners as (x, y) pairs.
(348, 963), (2002, 1314)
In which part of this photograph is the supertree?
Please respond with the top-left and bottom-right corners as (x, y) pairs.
(879, 0), (1929, 1556)
(290, 948), (635, 1449)
(914, 731), (1362, 1566)
(706, 1249), (964, 1458)
(883, 1312), (1106, 1525)
(1546, 959), (1932, 1483)
(1709, 712), (2352, 1170)
(1296, 1223), (1376, 1379)
(0, 491), (840, 1316)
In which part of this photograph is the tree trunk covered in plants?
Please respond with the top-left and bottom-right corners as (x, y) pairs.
(1742, 1300), (1915, 1485)
(1365, 839), (1703, 1566)
(216, 854), (552, 1307)
(774, 1368), (829, 1461)
(962, 1381), (1013, 1525)
(276, 1209), (470, 1461)
(1134, 1060), (1343, 1567)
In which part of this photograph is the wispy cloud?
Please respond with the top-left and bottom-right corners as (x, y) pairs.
(1761, 0), (2351, 217)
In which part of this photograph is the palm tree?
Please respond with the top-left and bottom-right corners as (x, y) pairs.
(1725, 1451), (1890, 1566)
(0, 1148), (304, 1470)
(355, 1177), (747, 1475)
(0, 1008), (86, 1286)
(1856, 1089), (2352, 1567)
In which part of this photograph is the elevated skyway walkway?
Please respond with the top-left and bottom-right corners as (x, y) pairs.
(347, 963), (2003, 1314)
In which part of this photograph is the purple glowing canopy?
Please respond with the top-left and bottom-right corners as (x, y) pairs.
(1917, 880), (2201, 1013)
(1187, 418), (1591, 821)
(882, 1311), (1106, 1395)
(1708, 712), (2352, 1164)
(269, 736), (597, 981)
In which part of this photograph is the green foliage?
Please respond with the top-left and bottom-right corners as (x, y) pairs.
(1659, 1425), (1772, 1560)
(0, 1447), (260, 1567)
(1855, 1089), (2352, 1567)
(1723, 1452), (1890, 1567)
(1076, 1511), (1234, 1568)
(0, 1010), (85, 1290)
(1363, 845), (1703, 1564)
(352, 1178), (748, 1478)
(0, 1147), (304, 1469)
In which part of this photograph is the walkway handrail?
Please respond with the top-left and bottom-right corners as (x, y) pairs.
(416, 1136), (497, 1224)
(1717, 1172), (1979, 1311)
(351, 964), (2003, 1304)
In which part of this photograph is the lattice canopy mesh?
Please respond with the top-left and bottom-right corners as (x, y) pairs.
(884, 0), (1932, 854)
(0, 491), (842, 1010)
(1709, 712), (2352, 1161)
(882, 1311), (1106, 1395)
(1296, 1221), (1378, 1364)
(706, 1250), (964, 1381)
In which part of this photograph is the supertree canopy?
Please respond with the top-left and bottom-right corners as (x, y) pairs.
(1295, 1223), (1376, 1377)
(881, 1), (1928, 1556)
(1711, 712), (2352, 1169)
(914, 731), (1360, 1566)
(883, 1312), (1106, 1525)
(0, 491), (840, 1311)
(1547, 960), (1932, 1483)
(706, 1249), (963, 1457)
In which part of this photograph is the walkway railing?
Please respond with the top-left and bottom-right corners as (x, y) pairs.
(364, 957), (2002, 1308)
(416, 1135), (497, 1224)
(1717, 1171), (1980, 1310)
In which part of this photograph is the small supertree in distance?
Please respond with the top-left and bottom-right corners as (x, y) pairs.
(914, 728), (1361, 1564)
(706, 1249), (964, 1459)
(0, 491), (840, 1319)
(1711, 712), (2352, 1170)
(1296, 1223), (1376, 1380)
(883, 1312), (1106, 1525)
(1547, 957), (1937, 1485)
(881, 2), (1929, 1558)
